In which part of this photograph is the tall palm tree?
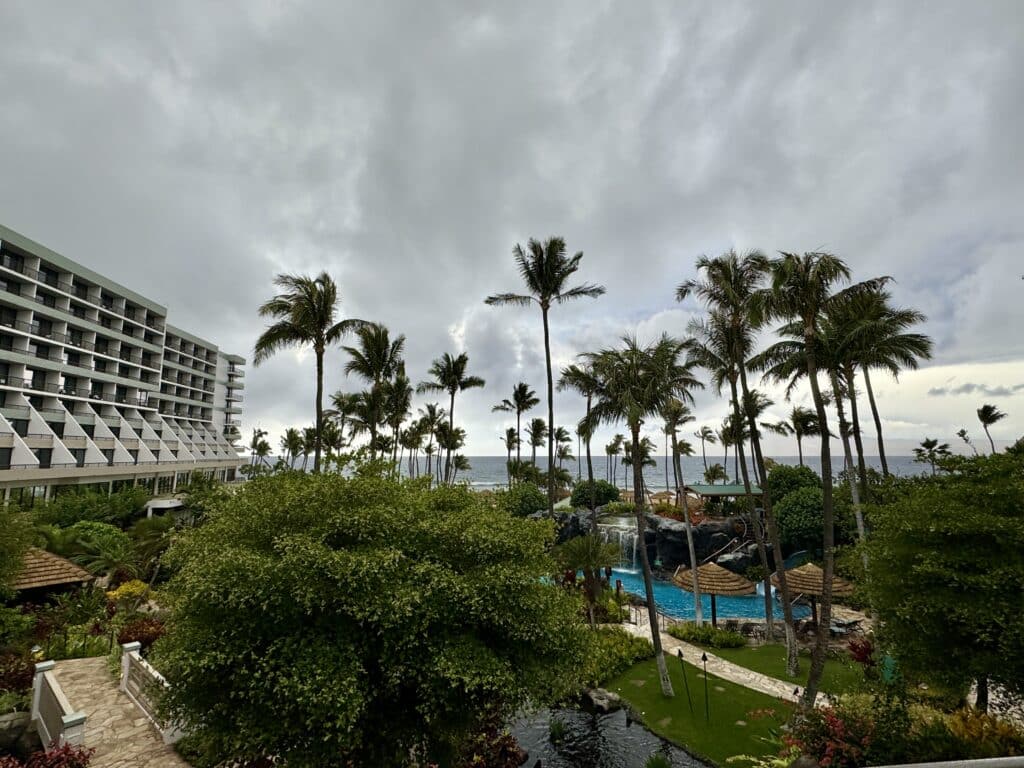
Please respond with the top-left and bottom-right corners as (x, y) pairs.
(492, 382), (540, 466)
(694, 425), (716, 472)
(451, 454), (471, 483)
(553, 426), (573, 468)
(486, 237), (605, 515)
(977, 404), (1007, 454)
(761, 251), (883, 706)
(348, 386), (388, 454)
(328, 392), (359, 442)
(787, 406), (819, 466)
(279, 427), (303, 467)
(434, 423), (466, 483)
(301, 426), (317, 471)
(417, 352), (485, 484)
(254, 272), (365, 472)
(526, 418), (547, 466)
(606, 434), (625, 485)
(417, 403), (446, 483)
(704, 463), (728, 484)
(342, 323), (406, 386)
(500, 427), (518, 487)
(662, 397), (704, 625)
(587, 334), (701, 698)
(383, 368), (413, 473)
(716, 421), (732, 480)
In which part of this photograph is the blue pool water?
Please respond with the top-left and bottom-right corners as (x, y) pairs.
(611, 568), (811, 621)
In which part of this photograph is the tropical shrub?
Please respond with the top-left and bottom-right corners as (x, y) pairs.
(947, 709), (1024, 757)
(774, 486), (825, 554)
(579, 626), (654, 687)
(33, 487), (150, 529)
(496, 482), (548, 518)
(0, 745), (96, 768)
(667, 622), (746, 649)
(105, 579), (149, 607)
(766, 464), (821, 506)
(117, 617), (166, 652)
(63, 522), (132, 557)
(570, 480), (620, 510)
(602, 501), (636, 517)
(786, 703), (874, 767)
(0, 652), (33, 692)
(155, 471), (589, 767)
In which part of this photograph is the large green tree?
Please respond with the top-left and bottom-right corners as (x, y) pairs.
(253, 272), (366, 472)
(157, 472), (589, 767)
(486, 237), (605, 516)
(866, 451), (1024, 712)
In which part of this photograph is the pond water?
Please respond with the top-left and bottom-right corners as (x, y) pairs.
(611, 568), (811, 622)
(510, 706), (709, 768)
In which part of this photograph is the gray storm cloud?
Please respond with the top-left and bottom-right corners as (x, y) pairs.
(0, 1), (1021, 453)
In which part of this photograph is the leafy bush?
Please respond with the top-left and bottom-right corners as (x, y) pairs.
(0, 653), (33, 692)
(105, 579), (149, 606)
(602, 501), (636, 517)
(666, 622), (746, 649)
(0, 689), (31, 713)
(947, 709), (1024, 757)
(774, 486), (825, 554)
(579, 626), (654, 688)
(571, 480), (620, 510)
(63, 522), (132, 557)
(0, 745), (96, 768)
(786, 702), (874, 767)
(766, 464), (821, 506)
(117, 617), (166, 652)
(33, 488), (150, 529)
(496, 482), (548, 517)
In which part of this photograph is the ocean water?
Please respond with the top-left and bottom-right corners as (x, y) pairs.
(404, 454), (925, 490)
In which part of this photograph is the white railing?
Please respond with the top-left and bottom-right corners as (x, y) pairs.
(31, 661), (86, 748)
(119, 641), (183, 744)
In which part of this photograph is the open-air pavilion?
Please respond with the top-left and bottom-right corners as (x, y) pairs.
(672, 562), (756, 628)
(772, 562), (854, 625)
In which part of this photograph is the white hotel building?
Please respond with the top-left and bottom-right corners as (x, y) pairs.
(0, 224), (245, 505)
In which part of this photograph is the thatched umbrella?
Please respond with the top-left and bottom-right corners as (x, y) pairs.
(673, 562), (755, 628)
(771, 562), (854, 624)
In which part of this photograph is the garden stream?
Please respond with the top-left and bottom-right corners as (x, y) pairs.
(510, 707), (709, 768)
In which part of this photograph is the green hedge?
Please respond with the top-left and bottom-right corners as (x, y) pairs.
(666, 622), (746, 648)
(580, 626), (655, 687)
(570, 480), (620, 510)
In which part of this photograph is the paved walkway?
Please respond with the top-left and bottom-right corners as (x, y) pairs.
(622, 622), (805, 703)
(53, 657), (189, 768)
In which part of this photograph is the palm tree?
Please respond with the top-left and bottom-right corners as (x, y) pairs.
(716, 421), (732, 480)
(500, 427), (518, 487)
(526, 418), (547, 466)
(383, 368), (413, 473)
(977, 404), (1007, 454)
(342, 323), (405, 386)
(761, 251), (883, 706)
(853, 291), (932, 476)
(605, 435), (625, 484)
(328, 392), (359, 441)
(417, 353), (484, 484)
(787, 406), (819, 466)
(662, 398), (704, 624)
(451, 454), (471, 483)
(301, 426), (317, 471)
(253, 272), (366, 472)
(348, 386), (388, 453)
(417, 404), (446, 482)
(587, 334), (701, 698)
(248, 427), (268, 466)
(559, 362), (604, 527)
(434, 423), (466, 483)
(556, 534), (622, 628)
(704, 463), (728, 484)
(956, 427), (978, 456)
(913, 437), (952, 475)
(694, 425), (716, 472)
(492, 382), (540, 467)
(553, 426), (573, 468)
(279, 427), (303, 467)
(486, 237), (606, 515)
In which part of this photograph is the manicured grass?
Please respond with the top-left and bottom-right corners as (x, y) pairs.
(707, 643), (864, 695)
(605, 657), (793, 766)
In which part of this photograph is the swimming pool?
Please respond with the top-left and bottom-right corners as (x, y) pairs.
(610, 568), (811, 621)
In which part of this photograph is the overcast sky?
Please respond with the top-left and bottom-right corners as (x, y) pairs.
(0, 1), (1021, 458)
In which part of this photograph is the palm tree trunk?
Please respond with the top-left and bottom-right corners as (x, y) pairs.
(314, 349), (324, 473)
(516, 411), (522, 466)
(861, 366), (889, 476)
(845, 365), (869, 500)
(739, 366), (797, 675)
(506, 446), (512, 488)
(632, 426), (674, 697)
(665, 433), (670, 493)
(802, 334), (835, 708)
(830, 372), (866, 545)
(984, 425), (995, 454)
(797, 434), (804, 466)
(586, 396), (597, 535)
(672, 431), (703, 625)
(701, 438), (708, 472)
(542, 306), (555, 517)
(729, 376), (774, 637)
(445, 391), (455, 485)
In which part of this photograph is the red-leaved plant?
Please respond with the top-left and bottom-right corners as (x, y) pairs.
(0, 745), (95, 768)
(847, 636), (876, 668)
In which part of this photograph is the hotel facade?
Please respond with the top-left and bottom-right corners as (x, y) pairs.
(0, 224), (244, 505)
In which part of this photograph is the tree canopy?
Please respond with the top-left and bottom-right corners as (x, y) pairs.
(156, 471), (589, 767)
(866, 451), (1024, 701)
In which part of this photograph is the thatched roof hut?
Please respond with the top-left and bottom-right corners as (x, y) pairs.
(673, 562), (755, 626)
(772, 562), (854, 624)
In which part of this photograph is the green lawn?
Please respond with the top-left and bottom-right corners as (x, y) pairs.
(707, 644), (864, 695)
(605, 657), (793, 766)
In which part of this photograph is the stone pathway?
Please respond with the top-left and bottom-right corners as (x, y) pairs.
(622, 622), (804, 703)
(53, 657), (189, 768)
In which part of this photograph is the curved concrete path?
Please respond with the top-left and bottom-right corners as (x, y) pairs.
(622, 622), (806, 703)
(53, 657), (189, 768)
